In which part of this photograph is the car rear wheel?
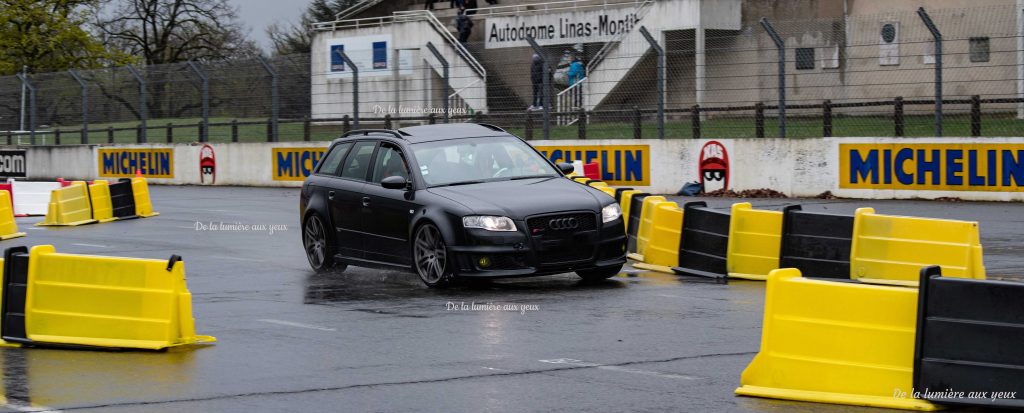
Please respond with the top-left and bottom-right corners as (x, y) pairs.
(576, 265), (622, 281)
(304, 214), (345, 273)
(413, 224), (453, 288)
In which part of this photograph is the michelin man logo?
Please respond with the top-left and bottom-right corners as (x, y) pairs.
(200, 144), (216, 184)
(699, 141), (729, 193)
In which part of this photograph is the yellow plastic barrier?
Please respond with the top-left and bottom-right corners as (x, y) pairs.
(627, 195), (666, 262)
(131, 177), (159, 218)
(850, 207), (984, 286)
(36, 181), (97, 226)
(632, 202), (682, 274)
(88, 180), (117, 223)
(596, 186), (617, 198)
(0, 192), (25, 240)
(735, 268), (938, 411)
(571, 176), (590, 184)
(20, 245), (214, 349)
(587, 180), (608, 188)
(618, 190), (641, 232)
(726, 203), (783, 281)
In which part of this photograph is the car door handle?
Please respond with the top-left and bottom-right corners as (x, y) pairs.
(328, 191), (335, 200)
(361, 197), (371, 207)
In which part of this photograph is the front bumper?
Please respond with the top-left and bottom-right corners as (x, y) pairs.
(447, 213), (626, 278)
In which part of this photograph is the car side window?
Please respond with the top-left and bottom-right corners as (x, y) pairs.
(316, 142), (352, 176)
(340, 141), (377, 181)
(370, 144), (410, 183)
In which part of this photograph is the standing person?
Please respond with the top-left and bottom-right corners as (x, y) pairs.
(567, 54), (585, 108)
(450, 0), (464, 9)
(465, 0), (478, 15)
(455, 9), (473, 43)
(425, 0), (436, 9)
(530, 53), (544, 110)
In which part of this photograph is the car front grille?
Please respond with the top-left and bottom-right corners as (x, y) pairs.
(526, 212), (597, 234)
(526, 212), (598, 265)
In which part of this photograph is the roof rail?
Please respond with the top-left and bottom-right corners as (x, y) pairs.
(341, 129), (407, 140)
(477, 123), (509, 133)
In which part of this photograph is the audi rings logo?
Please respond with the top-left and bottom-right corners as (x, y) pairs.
(548, 217), (579, 230)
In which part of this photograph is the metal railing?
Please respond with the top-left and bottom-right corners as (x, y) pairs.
(556, 78), (586, 125)
(587, 0), (655, 71)
(466, 0), (648, 17)
(334, 0), (386, 20)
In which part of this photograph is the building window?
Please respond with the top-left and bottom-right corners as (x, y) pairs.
(795, 48), (815, 70)
(969, 37), (990, 63)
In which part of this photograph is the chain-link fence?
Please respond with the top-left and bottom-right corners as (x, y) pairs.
(1, 3), (1022, 144)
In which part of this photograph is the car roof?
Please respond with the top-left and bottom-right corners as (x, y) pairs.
(333, 123), (513, 144)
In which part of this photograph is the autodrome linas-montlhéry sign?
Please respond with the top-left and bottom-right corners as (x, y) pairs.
(840, 143), (1024, 192)
(485, 8), (639, 49)
(98, 148), (174, 178)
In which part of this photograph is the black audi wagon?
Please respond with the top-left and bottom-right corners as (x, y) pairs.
(299, 123), (626, 287)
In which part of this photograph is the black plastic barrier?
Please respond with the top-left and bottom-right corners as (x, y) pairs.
(109, 179), (138, 219)
(1, 246), (30, 343)
(672, 202), (730, 281)
(914, 266), (1024, 409)
(626, 193), (650, 253)
(613, 188), (633, 204)
(779, 205), (853, 279)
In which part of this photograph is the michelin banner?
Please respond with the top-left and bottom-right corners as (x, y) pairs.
(840, 143), (1024, 192)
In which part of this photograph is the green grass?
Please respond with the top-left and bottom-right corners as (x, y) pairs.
(27, 113), (1024, 144)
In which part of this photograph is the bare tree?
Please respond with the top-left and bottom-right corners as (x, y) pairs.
(267, 0), (356, 56)
(98, 0), (257, 65)
(94, 0), (259, 120)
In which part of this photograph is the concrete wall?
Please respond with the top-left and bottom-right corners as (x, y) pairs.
(12, 137), (1024, 201)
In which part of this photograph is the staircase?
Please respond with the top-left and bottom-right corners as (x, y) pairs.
(579, 0), (656, 111)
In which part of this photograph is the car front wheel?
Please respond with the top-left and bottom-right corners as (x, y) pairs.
(413, 223), (453, 288)
(576, 265), (622, 281)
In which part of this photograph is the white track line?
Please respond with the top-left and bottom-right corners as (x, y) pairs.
(71, 243), (108, 248)
(257, 319), (336, 332)
(3, 401), (64, 413)
(539, 358), (700, 380)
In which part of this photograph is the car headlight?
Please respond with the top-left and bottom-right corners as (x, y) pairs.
(602, 203), (622, 223)
(463, 215), (517, 232)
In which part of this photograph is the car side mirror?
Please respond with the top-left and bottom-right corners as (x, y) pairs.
(381, 175), (410, 190)
(557, 162), (574, 174)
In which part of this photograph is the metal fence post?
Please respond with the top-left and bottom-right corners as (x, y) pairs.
(107, 126), (114, 144)
(167, 123), (174, 143)
(68, 70), (89, 144)
(54, 129), (61, 145)
(186, 61), (209, 142)
(15, 73), (36, 144)
(691, 105), (701, 139)
(425, 42), (450, 124)
(231, 120), (239, 142)
(256, 56), (279, 142)
(894, 96), (905, 137)
(428, 113), (436, 124)
(971, 95), (981, 137)
(525, 110), (534, 140)
(266, 119), (273, 142)
(917, 7), (942, 137)
(760, 18), (786, 138)
(525, 35), (551, 140)
(125, 65), (147, 143)
(343, 115), (351, 133)
(639, 26), (665, 139)
(755, 102), (765, 138)
(633, 106), (642, 139)
(304, 117), (311, 141)
(384, 114), (392, 129)
(823, 100), (832, 137)
(337, 50), (359, 129)
(578, 108), (586, 139)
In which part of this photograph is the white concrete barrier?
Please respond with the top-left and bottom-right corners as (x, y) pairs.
(7, 137), (1024, 201)
(11, 180), (61, 216)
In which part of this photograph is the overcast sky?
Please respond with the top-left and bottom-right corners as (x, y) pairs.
(231, 0), (308, 52)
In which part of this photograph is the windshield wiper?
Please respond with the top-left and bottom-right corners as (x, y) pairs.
(509, 175), (556, 180)
(432, 180), (486, 188)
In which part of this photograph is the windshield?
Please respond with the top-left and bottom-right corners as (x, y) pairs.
(411, 136), (559, 187)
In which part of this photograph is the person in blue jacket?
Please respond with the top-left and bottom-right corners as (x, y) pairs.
(567, 54), (585, 107)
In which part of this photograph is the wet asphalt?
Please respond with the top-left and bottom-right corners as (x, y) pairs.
(0, 186), (1021, 412)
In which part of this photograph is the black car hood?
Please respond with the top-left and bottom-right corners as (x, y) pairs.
(427, 177), (607, 219)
